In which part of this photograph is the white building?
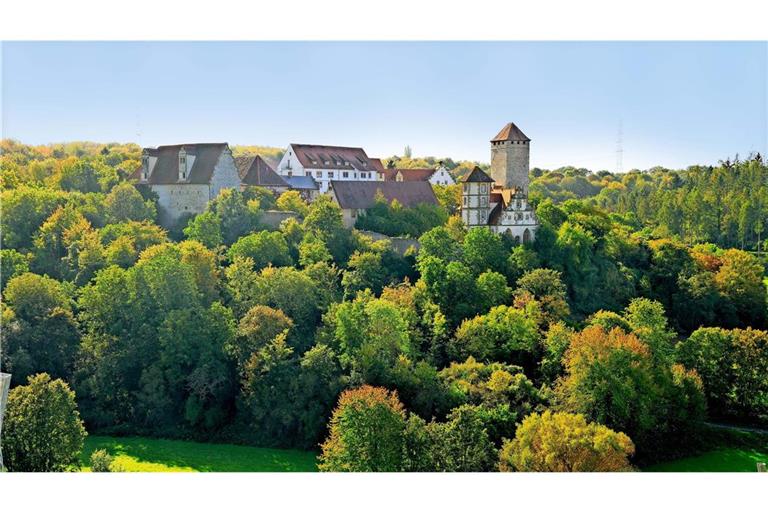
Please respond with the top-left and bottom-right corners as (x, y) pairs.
(460, 122), (539, 243)
(379, 162), (456, 186)
(274, 144), (385, 194)
(138, 143), (242, 226)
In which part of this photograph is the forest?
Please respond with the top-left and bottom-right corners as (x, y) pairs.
(1, 139), (766, 472)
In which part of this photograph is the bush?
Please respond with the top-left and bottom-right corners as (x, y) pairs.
(2, 373), (87, 472)
(89, 449), (114, 472)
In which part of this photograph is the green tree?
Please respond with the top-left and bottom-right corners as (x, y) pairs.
(276, 190), (310, 217)
(104, 182), (156, 223)
(2, 373), (87, 472)
(228, 230), (293, 271)
(183, 211), (223, 248)
(1, 273), (80, 386)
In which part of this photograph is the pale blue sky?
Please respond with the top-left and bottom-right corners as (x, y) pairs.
(2, 41), (766, 171)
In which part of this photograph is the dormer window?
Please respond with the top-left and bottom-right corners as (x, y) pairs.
(179, 150), (187, 180)
(141, 155), (149, 180)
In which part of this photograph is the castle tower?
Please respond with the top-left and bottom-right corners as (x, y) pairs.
(461, 166), (495, 228)
(490, 122), (531, 194)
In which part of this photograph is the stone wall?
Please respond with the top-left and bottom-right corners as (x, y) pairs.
(357, 230), (420, 255)
(490, 140), (530, 193)
(154, 183), (210, 226)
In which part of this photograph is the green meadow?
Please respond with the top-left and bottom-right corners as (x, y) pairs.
(81, 436), (318, 472)
(645, 447), (768, 472)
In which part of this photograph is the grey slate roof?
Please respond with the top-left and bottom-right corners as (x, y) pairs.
(462, 166), (495, 183)
(331, 181), (438, 210)
(143, 143), (229, 185)
(235, 155), (287, 187)
(284, 175), (319, 190)
(491, 122), (531, 142)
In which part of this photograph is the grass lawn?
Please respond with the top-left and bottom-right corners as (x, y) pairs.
(644, 447), (768, 472)
(81, 435), (318, 472)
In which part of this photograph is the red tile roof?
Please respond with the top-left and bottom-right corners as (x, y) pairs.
(331, 181), (438, 210)
(491, 122), (530, 142)
(235, 155), (287, 187)
(290, 144), (385, 173)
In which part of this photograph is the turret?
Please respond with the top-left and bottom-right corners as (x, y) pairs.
(461, 166), (495, 228)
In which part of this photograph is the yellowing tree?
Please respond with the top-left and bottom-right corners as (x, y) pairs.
(499, 410), (635, 472)
(319, 385), (406, 472)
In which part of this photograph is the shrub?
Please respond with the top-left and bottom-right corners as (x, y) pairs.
(89, 449), (114, 472)
(2, 373), (87, 472)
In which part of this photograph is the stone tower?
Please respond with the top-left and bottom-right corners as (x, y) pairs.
(490, 122), (531, 194)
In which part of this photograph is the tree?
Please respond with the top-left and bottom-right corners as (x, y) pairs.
(341, 251), (385, 298)
(498, 411), (635, 472)
(513, 268), (570, 325)
(1, 273), (80, 386)
(676, 327), (767, 422)
(230, 305), (294, 369)
(461, 227), (508, 276)
(207, 188), (261, 245)
(556, 325), (705, 458)
(714, 249), (766, 327)
(450, 305), (540, 367)
(183, 211), (223, 248)
(104, 182), (155, 223)
(319, 386), (407, 472)
(475, 271), (512, 313)
(426, 405), (497, 471)
(276, 190), (310, 217)
(228, 230), (293, 271)
(302, 195), (353, 264)
(0, 249), (31, 291)
(2, 373), (87, 472)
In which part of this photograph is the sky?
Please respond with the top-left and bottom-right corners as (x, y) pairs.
(1, 41), (766, 171)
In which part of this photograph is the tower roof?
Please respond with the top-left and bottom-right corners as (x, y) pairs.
(462, 166), (495, 183)
(491, 122), (530, 142)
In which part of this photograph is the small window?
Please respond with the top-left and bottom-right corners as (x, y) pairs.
(343, 171), (349, 178)
(316, 171), (322, 178)
(481, 196), (487, 206)
(354, 172), (358, 179)
(462, 196), (467, 206)
(329, 171), (334, 178)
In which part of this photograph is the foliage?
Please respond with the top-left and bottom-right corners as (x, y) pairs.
(319, 386), (407, 472)
(676, 327), (768, 423)
(2, 373), (87, 472)
(89, 449), (114, 472)
(499, 411), (635, 472)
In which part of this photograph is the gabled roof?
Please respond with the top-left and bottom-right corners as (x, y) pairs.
(284, 175), (319, 190)
(289, 144), (385, 173)
(491, 122), (530, 142)
(143, 143), (229, 185)
(331, 181), (438, 210)
(462, 166), (495, 183)
(380, 167), (437, 181)
(235, 155), (287, 187)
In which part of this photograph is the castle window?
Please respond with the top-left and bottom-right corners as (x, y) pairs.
(463, 196), (467, 206)
(480, 184), (487, 194)
(480, 196), (488, 206)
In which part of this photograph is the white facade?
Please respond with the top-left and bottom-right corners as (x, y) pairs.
(275, 145), (379, 194)
(429, 165), (456, 186)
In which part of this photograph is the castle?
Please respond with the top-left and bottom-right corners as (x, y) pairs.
(460, 122), (538, 243)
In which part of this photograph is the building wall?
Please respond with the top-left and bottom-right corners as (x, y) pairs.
(461, 182), (491, 227)
(153, 184), (210, 225)
(490, 140), (530, 193)
(209, 149), (241, 198)
(276, 145), (379, 194)
(428, 167), (455, 186)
